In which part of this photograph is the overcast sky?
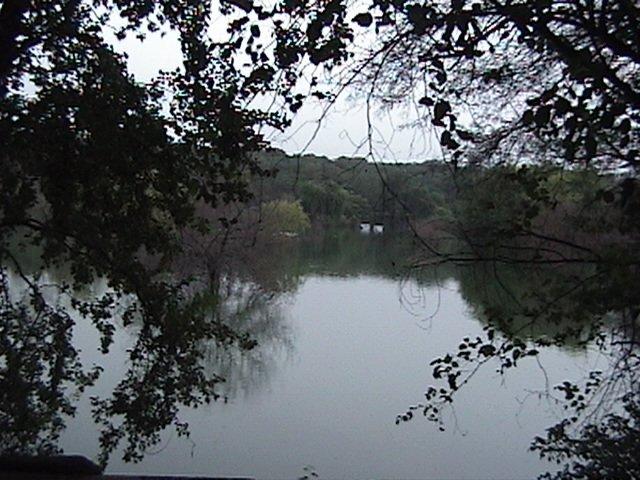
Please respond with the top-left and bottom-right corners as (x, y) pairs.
(115, 27), (442, 163)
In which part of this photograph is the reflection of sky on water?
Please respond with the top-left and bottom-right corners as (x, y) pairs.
(3, 231), (610, 479)
(62, 277), (595, 479)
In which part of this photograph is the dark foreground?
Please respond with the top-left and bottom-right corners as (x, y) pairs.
(0, 456), (254, 480)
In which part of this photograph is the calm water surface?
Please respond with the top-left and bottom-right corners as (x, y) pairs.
(49, 231), (603, 479)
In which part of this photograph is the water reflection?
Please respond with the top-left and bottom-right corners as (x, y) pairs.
(1, 234), (300, 465)
(0, 229), (637, 478)
(0, 230), (426, 466)
(0, 269), (100, 457)
(201, 280), (294, 400)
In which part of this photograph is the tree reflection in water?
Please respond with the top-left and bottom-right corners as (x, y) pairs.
(0, 270), (100, 457)
(0, 235), (298, 467)
(405, 256), (640, 480)
(1, 230), (638, 477)
(201, 279), (294, 400)
(533, 390), (640, 479)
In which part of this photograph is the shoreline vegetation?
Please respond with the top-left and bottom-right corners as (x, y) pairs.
(200, 149), (635, 254)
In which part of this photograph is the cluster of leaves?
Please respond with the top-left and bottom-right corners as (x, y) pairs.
(248, 1), (639, 171)
(0, 252), (266, 466)
(89, 281), (256, 465)
(0, 270), (101, 456)
(395, 327), (541, 429)
(532, 390), (640, 480)
(261, 199), (311, 236)
(298, 180), (366, 222)
(298, 464), (320, 480)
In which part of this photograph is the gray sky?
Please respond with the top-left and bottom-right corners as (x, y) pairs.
(115, 27), (442, 163)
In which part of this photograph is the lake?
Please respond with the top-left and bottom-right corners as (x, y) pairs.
(4, 230), (607, 479)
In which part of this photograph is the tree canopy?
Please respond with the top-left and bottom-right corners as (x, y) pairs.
(0, 0), (291, 463)
(258, 0), (639, 171)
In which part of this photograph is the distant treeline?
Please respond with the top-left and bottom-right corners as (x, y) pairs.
(251, 149), (456, 228)
(248, 149), (619, 239)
